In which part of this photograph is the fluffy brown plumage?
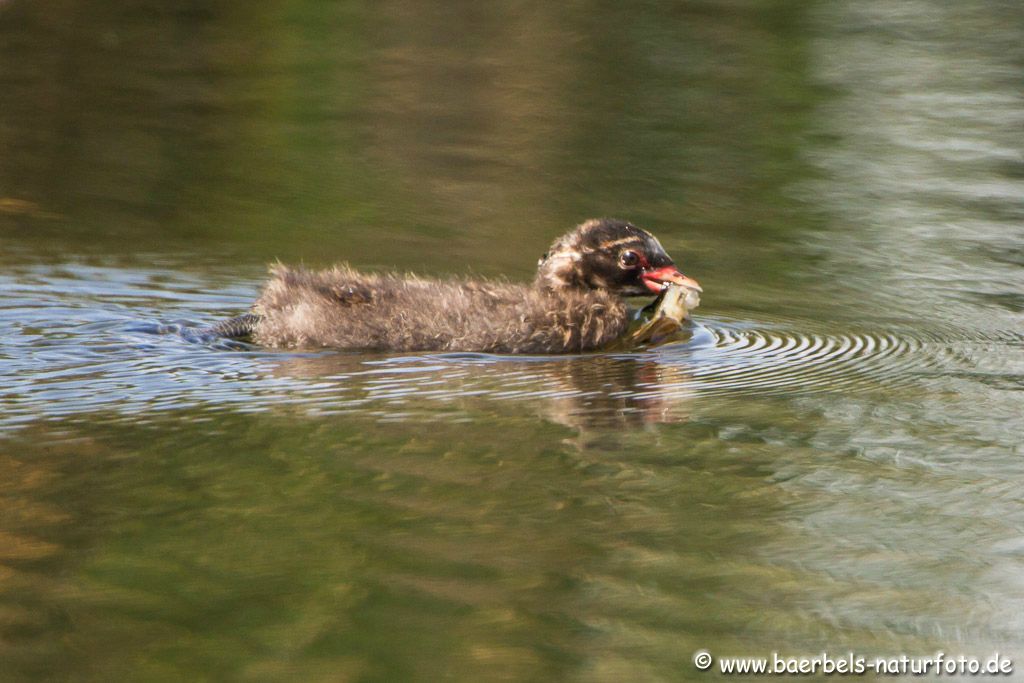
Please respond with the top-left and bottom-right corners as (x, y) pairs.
(252, 266), (628, 353)
(228, 218), (700, 354)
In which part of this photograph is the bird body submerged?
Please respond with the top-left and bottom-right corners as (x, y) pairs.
(251, 264), (630, 353)
(225, 219), (701, 354)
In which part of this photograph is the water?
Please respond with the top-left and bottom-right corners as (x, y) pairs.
(1, 1), (1022, 680)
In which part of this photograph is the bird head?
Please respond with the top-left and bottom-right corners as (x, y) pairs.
(535, 218), (701, 298)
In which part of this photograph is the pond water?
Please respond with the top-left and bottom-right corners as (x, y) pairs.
(2, 0), (1023, 680)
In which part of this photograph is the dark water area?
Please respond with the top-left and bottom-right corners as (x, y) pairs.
(2, 1), (1023, 681)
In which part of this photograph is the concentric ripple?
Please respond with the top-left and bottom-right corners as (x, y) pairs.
(2, 258), (1020, 428)
(642, 315), (1018, 398)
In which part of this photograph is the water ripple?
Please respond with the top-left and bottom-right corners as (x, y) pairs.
(1, 261), (1021, 429)
(650, 315), (1022, 398)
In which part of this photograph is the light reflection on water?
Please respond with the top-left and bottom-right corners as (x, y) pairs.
(5, 262), (1018, 431)
(2, 258), (1023, 679)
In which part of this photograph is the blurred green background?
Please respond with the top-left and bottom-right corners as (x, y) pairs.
(1, 1), (1023, 681)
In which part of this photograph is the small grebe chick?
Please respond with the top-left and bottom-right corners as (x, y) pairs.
(216, 218), (700, 354)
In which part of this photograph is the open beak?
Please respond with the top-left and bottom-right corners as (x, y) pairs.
(640, 265), (702, 294)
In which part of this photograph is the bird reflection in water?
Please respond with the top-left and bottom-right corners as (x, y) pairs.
(264, 342), (698, 433)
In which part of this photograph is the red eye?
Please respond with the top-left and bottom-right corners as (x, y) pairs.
(619, 250), (641, 268)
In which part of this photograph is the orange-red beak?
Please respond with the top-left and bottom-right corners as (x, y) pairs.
(641, 265), (702, 294)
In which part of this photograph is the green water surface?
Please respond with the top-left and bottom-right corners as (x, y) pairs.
(1, 1), (1023, 681)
